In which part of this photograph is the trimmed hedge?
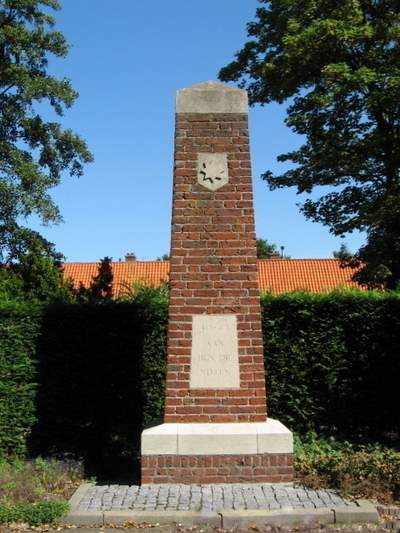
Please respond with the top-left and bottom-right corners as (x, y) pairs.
(30, 292), (167, 483)
(262, 291), (400, 439)
(0, 302), (40, 457)
(1, 290), (399, 479)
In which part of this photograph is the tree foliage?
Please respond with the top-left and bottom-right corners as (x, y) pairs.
(156, 253), (170, 261)
(333, 242), (353, 261)
(220, 0), (400, 288)
(90, 256), (113, 300)
(0, 232), (74, 302)
(0, 0), (92, 263)
(75, 256), (114, 301)
(256, 237), (278, 258)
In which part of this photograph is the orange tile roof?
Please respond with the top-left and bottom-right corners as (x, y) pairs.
(257, 259), (362, 294)
(63, 259), (363, 297)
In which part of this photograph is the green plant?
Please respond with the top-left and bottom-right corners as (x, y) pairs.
(256, 238), (278, 259)
(0, 0), (92, 263)
(2, 285), (400, 481)
(220, 0), (400, 288)
(295, 432), (400, 502)
(118, 280), (170, 304)
(75, 257), (115, 302)
(262, 290), (400, 440)
(0, 301), (41, 457)
(0, 500), (69, 526)
(0, 457), (85, 505)
(30, 292), (168, 482)
(135, 285), (168, 426)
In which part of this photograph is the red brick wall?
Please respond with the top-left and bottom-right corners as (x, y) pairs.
(164, 113), (267, 423)
(141, 454), (293, 484)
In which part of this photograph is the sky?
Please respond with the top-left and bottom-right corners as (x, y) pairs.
(31, 0), (365, 262)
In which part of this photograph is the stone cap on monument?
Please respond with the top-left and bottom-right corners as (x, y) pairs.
(176, 80), (248, 114)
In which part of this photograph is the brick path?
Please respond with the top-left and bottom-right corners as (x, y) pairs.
(77, 484), (358, 512)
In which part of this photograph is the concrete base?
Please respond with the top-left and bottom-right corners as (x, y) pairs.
(63, 504), (379, 528)
(140, 419), (293, 484)
(141, 419), (293, 456)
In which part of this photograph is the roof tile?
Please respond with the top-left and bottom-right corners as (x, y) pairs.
(63, 259), (363, 297)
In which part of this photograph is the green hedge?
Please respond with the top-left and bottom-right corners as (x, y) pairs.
(1, 290), (399, 479)
(0, 302), (40, 457)
(262, 291), (400, 440)
(30, 292), (167, 483)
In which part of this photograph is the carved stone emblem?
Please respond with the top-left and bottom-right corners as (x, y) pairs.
(197, 153), (229, 191)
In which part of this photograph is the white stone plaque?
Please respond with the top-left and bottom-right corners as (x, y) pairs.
(190, 314), (240, 389)
(197, 153), (229, 191)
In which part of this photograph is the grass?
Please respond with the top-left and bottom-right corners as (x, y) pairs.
(0, 457), (88, 525)
(294, 432), (400, 503)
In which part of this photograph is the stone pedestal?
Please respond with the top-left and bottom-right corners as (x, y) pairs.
(141, 81), (293, 484)
(141, 420), (292, 484)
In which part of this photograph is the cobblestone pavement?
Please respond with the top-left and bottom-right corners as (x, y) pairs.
(76, 485), (358, 512)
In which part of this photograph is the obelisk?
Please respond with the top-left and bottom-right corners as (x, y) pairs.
(141, 82), (293, 484)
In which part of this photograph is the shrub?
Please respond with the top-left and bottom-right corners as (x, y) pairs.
(0, 457), (86, 505)
(29, 288), (400, 480)
(295, 432), (400, 502)
(0, 301), (41, 457)
(132, 285), (168, 426)
(2, 287), (400, 481)
(262, 290), (400, 440)
(0, 500), (68, 526)
(30, 288), (168, 482)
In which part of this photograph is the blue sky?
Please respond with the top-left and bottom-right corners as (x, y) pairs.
(31, 0), (364, 262)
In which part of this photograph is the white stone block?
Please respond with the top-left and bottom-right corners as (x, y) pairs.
(176, 81), (248, 114)
(141, 423), (178, 455)
(256, 420), (293, 454)
(141, 419), (293, 456)
(178, 423), (258, 455)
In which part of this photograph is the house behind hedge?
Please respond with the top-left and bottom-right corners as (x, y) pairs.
(63, 258), (363, 296)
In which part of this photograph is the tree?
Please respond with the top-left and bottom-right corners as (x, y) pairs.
(256, 238), (278, 258)
(12, 233), (74, 301)
(0, 266), (23, 300)
(75, 256), (114, 301)
(156, 253), (170, 261)
(0, 232), (74, 302)
(90, 256), (113, 299)
(333, 243), (353, 261)
(220, 0), (400, 288)
(349, 209), (400, 288)
(0, 0), (93, 264)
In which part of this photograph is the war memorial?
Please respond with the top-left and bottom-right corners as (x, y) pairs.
(65, 84), (378, 526)
(141, 81), (293, 484)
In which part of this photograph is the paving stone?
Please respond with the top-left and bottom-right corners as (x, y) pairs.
(74, 483), (360, 514)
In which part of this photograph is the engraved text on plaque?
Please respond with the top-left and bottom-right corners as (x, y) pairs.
(190, 314), (240, 389)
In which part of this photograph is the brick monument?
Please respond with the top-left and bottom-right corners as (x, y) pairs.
(141, 81), (293, 484)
